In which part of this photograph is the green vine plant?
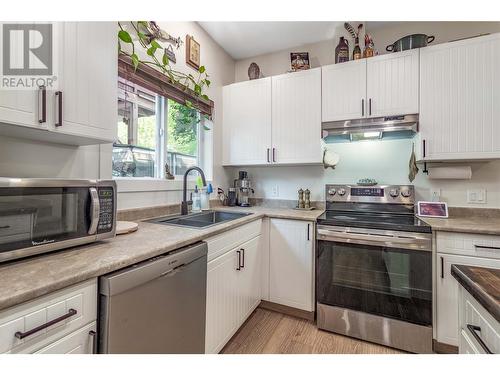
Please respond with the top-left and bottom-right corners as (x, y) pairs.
(117, 21), (211, 107)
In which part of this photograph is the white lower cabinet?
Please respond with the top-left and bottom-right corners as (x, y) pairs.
(0, 279), (97, 354)
(205, 232), (262, 354)
(268, 219), (314, 311)
(35, 322), (96, 354)
(458, 287), (500, 354)
(435, 230), (500, 349)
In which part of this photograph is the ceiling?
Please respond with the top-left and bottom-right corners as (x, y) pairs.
(198, 22), (346, 60)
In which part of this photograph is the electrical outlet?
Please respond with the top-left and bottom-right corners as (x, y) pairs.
(467, 189), (487, 204)
(271, 185), (279, 197)
(430, 188), (441, 202)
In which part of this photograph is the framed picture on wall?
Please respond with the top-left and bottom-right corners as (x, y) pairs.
(186, 35), (200, 70)
(290, 52), (310, 71)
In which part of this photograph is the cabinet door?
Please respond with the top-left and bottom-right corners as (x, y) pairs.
(54, 22), (117, 142)
(420, 33), (500, 160)
(272, 68), (322, 164)
(436, 253), (500, 346)
(0, 22), (50, 130)
(269, 219), (314, 311)
(238, 235), (262, 324)
(322, 60), (366, 122)
(205, 248), (240, 354)
(34, 322), (96, 354)
(366, 49), (419, 117)
(222, 78), (272, 166)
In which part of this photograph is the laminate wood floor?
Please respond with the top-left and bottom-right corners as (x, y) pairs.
(221, 308), (404, 354)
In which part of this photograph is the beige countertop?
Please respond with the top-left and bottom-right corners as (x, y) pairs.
(0, 206), (323, 311)
(420, 208), (500, 236)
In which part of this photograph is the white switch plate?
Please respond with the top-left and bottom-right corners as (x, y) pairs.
(271, 185), (279, 197)
(467, 189), (487, 204)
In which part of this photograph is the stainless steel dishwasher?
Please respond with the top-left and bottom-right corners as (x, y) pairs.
(98, 242), (207, 353)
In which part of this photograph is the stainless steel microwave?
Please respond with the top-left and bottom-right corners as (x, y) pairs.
(0, 178), (116, 263)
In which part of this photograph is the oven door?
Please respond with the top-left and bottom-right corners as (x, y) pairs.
(0, 183), (101, 261)
(316, 225), (432, 326)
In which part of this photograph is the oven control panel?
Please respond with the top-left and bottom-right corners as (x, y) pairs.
(325, 184), (414, 204)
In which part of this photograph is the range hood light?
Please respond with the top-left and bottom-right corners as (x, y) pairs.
(363, 131), (381, 138)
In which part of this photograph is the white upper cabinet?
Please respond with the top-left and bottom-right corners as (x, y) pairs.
(0, 22), (50, 131)
(0, 22), (117, 145)
(420, 33), (500, 160)
(222, 77), (272, 166)
(366, 49), (419, 117)
(54, 22), (117, 143)
(272, 68), (322, 164)
(322, 59), (367, 122)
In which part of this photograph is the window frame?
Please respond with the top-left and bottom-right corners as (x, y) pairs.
(114, 78), (208, 185)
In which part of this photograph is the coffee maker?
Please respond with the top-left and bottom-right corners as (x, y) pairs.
(234, 171), (254, 207)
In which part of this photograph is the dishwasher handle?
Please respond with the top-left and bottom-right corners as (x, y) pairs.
(99, 241), (208, 296)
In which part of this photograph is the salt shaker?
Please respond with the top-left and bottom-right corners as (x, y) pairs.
(298, 189), (305, 208)
(304, 189), (311, 209)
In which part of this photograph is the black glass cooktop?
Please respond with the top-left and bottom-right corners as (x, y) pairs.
(317, 210), (432, 233)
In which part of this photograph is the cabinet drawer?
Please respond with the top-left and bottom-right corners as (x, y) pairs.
(205, 219), (262, 262)
(0, 213), (33, 238)
(436, 232), (500, 258)
(34, 322), (96, 354)
(459, 329), (483, 354)
(0, 279), (97, 354)
(460, 289), (500, 354)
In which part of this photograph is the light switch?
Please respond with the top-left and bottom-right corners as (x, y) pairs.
(467, 189), (487, 204)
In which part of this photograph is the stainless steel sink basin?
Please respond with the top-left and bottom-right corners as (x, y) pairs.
(147, 210), (252, 228)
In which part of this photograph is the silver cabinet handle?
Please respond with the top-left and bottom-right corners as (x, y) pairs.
(88, 187), (100, 235)
(361, 99), (364, 116)
(89, 330), (97, 354)
(272, 148), (276, 163)
(38, 85), (46, 124)
(369, 98), (372, 116)
(267, 148), (270, 163)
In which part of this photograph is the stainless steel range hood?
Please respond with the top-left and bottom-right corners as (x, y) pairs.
(322, 114), (418, 143)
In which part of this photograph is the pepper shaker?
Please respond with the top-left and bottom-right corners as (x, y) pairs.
(298, 189), (305, 208)
(304, 189), (311, 209)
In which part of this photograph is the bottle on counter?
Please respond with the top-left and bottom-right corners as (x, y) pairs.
(191, 186), (202, 212)
(304, 189), (311, 209)
(298, 189), (305, 209)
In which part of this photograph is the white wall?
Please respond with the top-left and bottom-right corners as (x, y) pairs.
(234, 21), (500, 82)
(230, 21), (500, 208)
(234, 139), (500, 208)
(0, 22), (236, 211)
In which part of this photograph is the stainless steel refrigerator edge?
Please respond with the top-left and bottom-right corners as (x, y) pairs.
(99, 242), (207, 353)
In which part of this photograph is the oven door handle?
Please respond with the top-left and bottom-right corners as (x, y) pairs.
(88, 187), (100, 235)
(317, 228), (431, 251)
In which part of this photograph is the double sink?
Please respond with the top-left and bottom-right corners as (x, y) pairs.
(147, 210), (252, 229)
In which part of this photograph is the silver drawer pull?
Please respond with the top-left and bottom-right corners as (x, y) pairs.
(14, 308), (77, 339)
(467, 324), (493, 354)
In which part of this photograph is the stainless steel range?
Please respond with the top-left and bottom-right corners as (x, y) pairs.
(316, 184), (433, 353)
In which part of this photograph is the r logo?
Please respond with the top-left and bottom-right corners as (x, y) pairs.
(2, 24), (52, 76)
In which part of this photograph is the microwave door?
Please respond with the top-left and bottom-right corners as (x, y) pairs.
(0, 186), (95, 254)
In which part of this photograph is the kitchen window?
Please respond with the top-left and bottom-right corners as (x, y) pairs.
(113, 79), (210, 179)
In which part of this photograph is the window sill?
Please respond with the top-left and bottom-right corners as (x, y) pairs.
(115, 177), (209, 193)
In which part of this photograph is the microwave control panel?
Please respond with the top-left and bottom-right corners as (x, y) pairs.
(98, 187), (115, 233)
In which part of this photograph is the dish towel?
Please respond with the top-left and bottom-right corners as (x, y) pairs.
(408, 143), (419, 182)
